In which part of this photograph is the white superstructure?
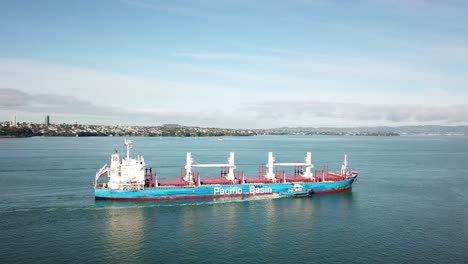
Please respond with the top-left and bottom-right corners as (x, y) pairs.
(95, 139), (146, 190)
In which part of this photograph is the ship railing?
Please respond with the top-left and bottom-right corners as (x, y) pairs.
(313, 165), (353, 182)
(272, 169), (318, 183)
(94, 183), (108, 189)
(145, 168), (158, 187)
(119, 183), (144, 191)
(182, 169), (243, 186)
(275, 170), (285, 183)
(284, 175), (316, 183)
(234, 170), (244, 184)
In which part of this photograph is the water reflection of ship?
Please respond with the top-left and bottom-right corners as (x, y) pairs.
(103, 207), (145, 260)
(179, 201), (241, 245)
(181, 207), (198, 241)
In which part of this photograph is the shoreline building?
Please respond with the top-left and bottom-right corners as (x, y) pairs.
(45, 115), (50, 126)
(12, 114), (17, 127)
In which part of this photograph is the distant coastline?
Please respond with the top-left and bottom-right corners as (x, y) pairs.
(2, 121), (468, 138)
(261, 125), (468, 136)
(0, 122), (256, 138)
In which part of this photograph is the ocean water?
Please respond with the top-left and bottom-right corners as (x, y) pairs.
(0, 136), (467, 263)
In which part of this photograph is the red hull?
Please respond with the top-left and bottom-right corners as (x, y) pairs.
(313, 186), (352, 194)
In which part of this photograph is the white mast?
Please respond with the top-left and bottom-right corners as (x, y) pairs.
(185, 152), (194, 183)
(304, 152), (313, 178)
(265, 152), (314, 180)
(265, 152), (276, 182)
(341, 154), (348, 176)
(124, 139), (133, 160)
(226, 152), (235, 182)
(185, 152), (236, 183)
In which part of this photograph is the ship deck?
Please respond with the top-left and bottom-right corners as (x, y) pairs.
(155, 172), (355, 187)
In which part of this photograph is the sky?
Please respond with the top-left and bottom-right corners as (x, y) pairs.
(1, 0), (468, 128)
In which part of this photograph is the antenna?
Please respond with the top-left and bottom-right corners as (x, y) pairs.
(124, 139), (133, 160)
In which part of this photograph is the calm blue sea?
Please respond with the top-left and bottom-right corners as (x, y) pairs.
(0, 136), (467, 263)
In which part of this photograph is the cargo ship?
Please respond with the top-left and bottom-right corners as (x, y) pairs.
(94, 140), (358, 201)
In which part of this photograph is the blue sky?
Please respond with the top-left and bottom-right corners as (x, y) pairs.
(1, 0), (468, 128)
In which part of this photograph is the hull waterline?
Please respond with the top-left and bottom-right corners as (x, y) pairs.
(95, 176), (357, 201)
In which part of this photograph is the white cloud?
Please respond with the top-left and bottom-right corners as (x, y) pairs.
(0, 58), (249, 110)
(1, 57), (467, 128)
(243, 100), (468, 125)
